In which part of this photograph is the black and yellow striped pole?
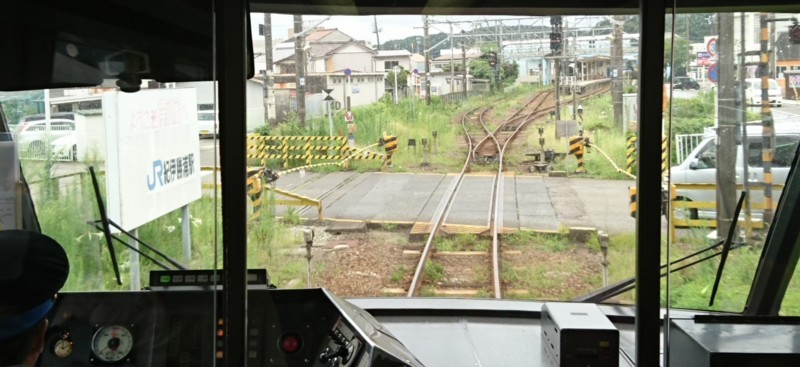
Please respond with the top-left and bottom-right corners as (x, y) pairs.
(626, 134), (637, 175)
(760, 12), (775, 224)
(283, 137), (290, 168)
(629, 186), (637, 218)
(246, 169), (265, 219)
(380, 134), (398, 171)
(569, 135), (587, 174)
(661, 136), (668, 178)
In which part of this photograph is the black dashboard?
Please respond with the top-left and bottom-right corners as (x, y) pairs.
(38, 288), (423, 367)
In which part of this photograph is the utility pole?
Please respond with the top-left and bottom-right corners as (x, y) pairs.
(449, 22), (456, 95)
(572, 23), (578, 121)
(424, 15), (431, 105)
(768, 13), (776, 78)
(294, 15), (306, 126)
(739, 12), (753, 236)
(611, 15), (624, 130)
(716, 13), (737, 239)
(462, 31), (468, 94)
(760, 12), (776, 224)
(263, 14), (273, 123)
(373, 15), (381, 50)
(551, 16), (562, 121)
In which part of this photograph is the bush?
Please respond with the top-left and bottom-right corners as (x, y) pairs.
(668, 92), (715, 134)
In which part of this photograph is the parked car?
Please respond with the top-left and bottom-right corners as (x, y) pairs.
(14, 118), (76, 157)
(673, 76), (700, 90)
(197, 110), (218, 138)
(745, 77), (783, 107)
(667, 123), (800, 220)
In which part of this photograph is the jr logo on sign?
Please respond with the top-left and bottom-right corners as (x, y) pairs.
(147, 153), (195, 191)
(147, 160), (164, 190)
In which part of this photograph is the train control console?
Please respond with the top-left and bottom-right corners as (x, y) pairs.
(37, 288), (424, 367)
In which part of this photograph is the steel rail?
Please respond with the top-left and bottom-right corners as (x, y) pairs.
(407, 108), (480, 297)
(489, 90), (555, 298)
(407, 86), (607, 298)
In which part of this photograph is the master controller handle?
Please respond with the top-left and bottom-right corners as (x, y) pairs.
(319, 330), (352, 364)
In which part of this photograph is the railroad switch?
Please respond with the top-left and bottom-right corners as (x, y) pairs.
(527, 127), (564, 172)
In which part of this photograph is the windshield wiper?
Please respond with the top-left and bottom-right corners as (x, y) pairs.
(709, 190), (748, 307)
(88, 167), (186, 285)
(574, 240), (726, 303)
(89, 166), (122, 286)
(574, 191), (749, 304)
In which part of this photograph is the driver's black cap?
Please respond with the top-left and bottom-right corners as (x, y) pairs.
(0, 230), (69, 314)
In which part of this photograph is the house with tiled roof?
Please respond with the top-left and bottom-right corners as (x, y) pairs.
(270, 28), (386, 120)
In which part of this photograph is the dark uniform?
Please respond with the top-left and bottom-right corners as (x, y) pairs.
(0, 230), (69, 366)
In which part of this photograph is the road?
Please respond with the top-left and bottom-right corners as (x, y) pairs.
(265, 171), (637, 234)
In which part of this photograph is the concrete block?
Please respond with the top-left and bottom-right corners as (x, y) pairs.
(326, 220), (367, 234)
(569, 227), (597, 243)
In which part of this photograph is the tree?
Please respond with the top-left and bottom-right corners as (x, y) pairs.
(665, 37), (694, 77)
(593, 16), (640, 35)
(667, 13), (715, 43)
(469, 59), (493, 81)
(385, 68), (410, 89)
(469, 58), (519, 88)
(501, 61), (519, 85)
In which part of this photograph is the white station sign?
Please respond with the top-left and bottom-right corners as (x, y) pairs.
(104, 88), (201, 231)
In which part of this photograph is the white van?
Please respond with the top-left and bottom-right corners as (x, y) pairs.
(197, 110), (218, 138)
(668, 123), (800, 219)
(745, 78), (783, 107)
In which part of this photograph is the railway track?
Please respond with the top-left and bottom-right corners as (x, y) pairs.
(406, 87), (609, 299)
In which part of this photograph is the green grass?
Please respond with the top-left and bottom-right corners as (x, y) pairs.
(282, 208), (302, 225)
(424, 261), (445, 282)
(391, 266), (409, 283)
(420, 286), (438, 297)
(602, 231), (800, 315)
(26, 158), (305, 291)
(256, 84), (550, 174)
(504, 231), (569, 252)
(502, 261), (585, 299)
(435, 234), (489, 251)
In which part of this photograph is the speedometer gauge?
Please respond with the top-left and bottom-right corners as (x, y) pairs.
(91, 325), (133, 363)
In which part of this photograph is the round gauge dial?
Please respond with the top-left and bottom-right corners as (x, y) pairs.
(53, 338), (73, 358)
(91, 325), (133, 363)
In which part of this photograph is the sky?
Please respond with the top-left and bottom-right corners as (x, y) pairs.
(249, 14), (606, 46)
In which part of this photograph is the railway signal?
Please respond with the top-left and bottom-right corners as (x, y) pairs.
(790, 21), (800, 44)
(487, 52), (497, 68)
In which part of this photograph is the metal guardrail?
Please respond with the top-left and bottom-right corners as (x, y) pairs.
(667, 182), (784, 238)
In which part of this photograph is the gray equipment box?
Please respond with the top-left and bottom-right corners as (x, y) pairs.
(670, 316), (800, 367)
(541, 302), (619, 367)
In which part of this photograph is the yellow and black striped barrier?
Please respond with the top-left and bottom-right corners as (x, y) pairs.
(380, 134), (399, 171)
(626, 135), (637, 175)
(569, 136), (587, 174)
(248, 135), (348, 142)
(246, 170), (265, 219)
(629, 186), (637, 218)
(247, 134), (385, 167)
(661, 136), (668, 178)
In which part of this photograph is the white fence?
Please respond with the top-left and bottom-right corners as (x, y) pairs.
(675, 133), (705, 164)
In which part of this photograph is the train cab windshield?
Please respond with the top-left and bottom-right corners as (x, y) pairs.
(2, 1), (800, 366)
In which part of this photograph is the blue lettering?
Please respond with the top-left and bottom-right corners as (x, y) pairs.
(147, 160), (164, 191)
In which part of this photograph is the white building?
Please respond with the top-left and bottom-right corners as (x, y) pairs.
(503, 33), (638, 85)
(374, 50), (413, 72)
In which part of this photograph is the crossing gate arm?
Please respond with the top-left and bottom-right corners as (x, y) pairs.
(266, 186), (323, 221)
